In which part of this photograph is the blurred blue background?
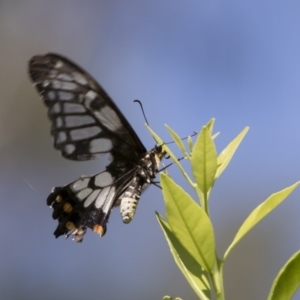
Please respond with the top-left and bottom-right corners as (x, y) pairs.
(1, 1), (300, 299)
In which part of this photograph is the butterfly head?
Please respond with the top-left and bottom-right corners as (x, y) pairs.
(154, 143), (166, 160)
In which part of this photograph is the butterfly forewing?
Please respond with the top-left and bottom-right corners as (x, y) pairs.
(29, 53), (146, 161)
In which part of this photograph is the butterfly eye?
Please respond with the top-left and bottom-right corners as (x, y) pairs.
(155, 144), (163, 152)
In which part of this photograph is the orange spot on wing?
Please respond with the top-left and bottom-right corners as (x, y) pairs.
(93, 224), (105, 237)
(63, 203), (73, 213)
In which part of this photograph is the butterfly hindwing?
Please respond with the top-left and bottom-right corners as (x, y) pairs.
(47, 169), (137, 242)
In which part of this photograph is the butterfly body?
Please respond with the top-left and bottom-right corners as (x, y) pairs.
(29, 53), (165, 242)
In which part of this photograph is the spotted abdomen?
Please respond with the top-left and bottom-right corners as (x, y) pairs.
(120, 197), (139, 224)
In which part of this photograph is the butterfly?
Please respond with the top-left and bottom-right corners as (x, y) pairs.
(28, 53), (166, 242)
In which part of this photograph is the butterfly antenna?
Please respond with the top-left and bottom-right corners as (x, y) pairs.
(165, 131), (197, 145)
(134, 100), (161, 145)
(134, 100), (197, 146)
(134, 100), (149, 125)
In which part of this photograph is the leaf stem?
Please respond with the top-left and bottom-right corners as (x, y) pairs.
(211, 257), (225, 300)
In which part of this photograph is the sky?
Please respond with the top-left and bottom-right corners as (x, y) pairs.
(1, 1), (300, 299)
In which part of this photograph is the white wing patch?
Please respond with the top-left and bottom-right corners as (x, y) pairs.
(53, 80), (78, 90)
(50, 103), (61, 113)
(64, 144), (75, 154)
(84, 189), (101, 207)
(70, 126), (101, 141)
(63, 103), (85, 113)
(57, 73), (73, 81)
(101, 187), (116, 212)
(57, 132), (67, 143)
(47, 91), (56, 100)
(71, 178), (90, 192)
(64, 115), (95, 128)
(85, 90), (98, 101)
(43, 80), (50, 87)
(54, 60), (64, 69)
(95, 186), (115, 209)
(72, 71), (88, 85)
(94, 171), (113, 187)
(56, 117), (63, 128)
(76, 188), (93, 200)
(94, 106), (122, 132)
(58, 91), (74, 100)
(89, 138), (112, 153)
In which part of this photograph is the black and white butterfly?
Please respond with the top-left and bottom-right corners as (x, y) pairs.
(29, 53), (166, 242)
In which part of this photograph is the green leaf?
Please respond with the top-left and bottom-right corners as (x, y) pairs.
(268, 250), (300, 300)
(165, 125), (186, 155)
(145, 124), (164, 145)
(211, 132), (220, 140)
(162, 297), (183, 300)
(224, 181), (300, 260)
(157, 214), (211, 300)
(191, 126), (217, 195)
(161, 173), (215, 272)
(188, 135), (194, 152)
(215, 127), (249, 179)
(205, 118), (215, 135)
